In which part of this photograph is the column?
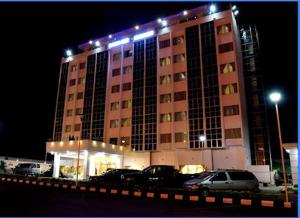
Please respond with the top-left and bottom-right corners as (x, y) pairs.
(53, 153), (61, 178)
(83, 151), (90, 179)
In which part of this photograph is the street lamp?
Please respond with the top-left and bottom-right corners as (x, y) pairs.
(199, 135), (206, 171)
(269, 91), (289, 203)
(75, 114), (84, 187)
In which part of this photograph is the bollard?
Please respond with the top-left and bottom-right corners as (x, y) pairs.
(284, 202), (292, 209)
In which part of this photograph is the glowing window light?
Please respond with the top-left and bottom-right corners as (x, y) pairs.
(51, 142), (55, 146)
(120, 146), (123, 151)
(108, 38), (130, 49)
(101, 142), (106, 148)
(59, 141), (64, 147)
(112, 144), (115, 149)
(95, 41), (100, 47)
(133, 30), (154, 41)
(69, 141), (74, 145)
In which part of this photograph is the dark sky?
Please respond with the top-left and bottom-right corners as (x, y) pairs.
(0, 2), (297, 160)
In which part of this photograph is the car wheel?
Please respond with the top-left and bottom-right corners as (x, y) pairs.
(201, 188), (210, 197)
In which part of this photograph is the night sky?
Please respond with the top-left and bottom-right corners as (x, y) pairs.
(0, 2), (297, 161)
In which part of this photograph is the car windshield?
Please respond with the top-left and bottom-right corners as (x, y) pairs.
(196, 172), (213, 180)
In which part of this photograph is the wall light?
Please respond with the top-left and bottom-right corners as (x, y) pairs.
(95, 41), (100, 47)
(88, 40), (93, 45)
(135, 25), (140, 30)
(234, 10), (239, 16)
(108, 34), (112, 39)
(66, 49), (72, 57)
(133, 30), (155, 41)
(209, 4), (217, 14)
(161, 20), (168, 27)
(157, 18), (162, 23)
(183, 10), (188, 16)
(108, 38), (130, 49)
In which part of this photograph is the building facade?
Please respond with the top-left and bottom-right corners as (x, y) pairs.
(46, 5), (266, 179)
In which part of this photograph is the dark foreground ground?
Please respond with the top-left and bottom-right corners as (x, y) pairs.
(0, 182), (297, 217)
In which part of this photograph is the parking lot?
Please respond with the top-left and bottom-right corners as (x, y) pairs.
(0, 180), (297, 217)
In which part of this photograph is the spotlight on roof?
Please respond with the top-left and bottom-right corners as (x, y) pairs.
(183, 10), (188, 16)
(157, 18), (162, 23)
(95, 41), (100, 47)
(232, 5), (237, 10)
(209, 4), (217, 14)
(66, 49), (72, 57)
(108, 34), (112, 39)
(234, 10), (239, 16)
(88, 40), (93, 45)
(161, 20), (168, 27)
(135, 25), (140, 30)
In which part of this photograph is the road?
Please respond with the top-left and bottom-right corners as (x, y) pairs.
(0, 182), (297, 217)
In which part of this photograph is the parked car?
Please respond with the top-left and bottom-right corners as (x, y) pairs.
(184, 169), (259, 195)
(13, 163), (43, 176)
(123, 165), (192, 188)
(89, 169), (141, 185)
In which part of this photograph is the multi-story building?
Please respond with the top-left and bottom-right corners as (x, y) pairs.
(46, 4), (269, 179)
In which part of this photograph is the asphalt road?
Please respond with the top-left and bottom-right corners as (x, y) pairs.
(0, 182), (297, 217)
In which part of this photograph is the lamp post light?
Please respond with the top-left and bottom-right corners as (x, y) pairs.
(199, 135), (206, 171)
(75, 114), (84, 187)
(269, 91), (289, 203)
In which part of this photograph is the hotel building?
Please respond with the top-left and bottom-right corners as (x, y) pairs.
(46, 4), (270, 179)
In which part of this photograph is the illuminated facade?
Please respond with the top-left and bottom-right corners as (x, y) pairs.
(46, 5), (269, 179)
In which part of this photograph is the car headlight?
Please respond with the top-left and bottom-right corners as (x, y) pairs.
(191, 184), (199, 190)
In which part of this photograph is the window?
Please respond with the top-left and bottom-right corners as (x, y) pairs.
(248, 57), (256, 72)
(111, 102), (120, 111)
(75, 108), (83, 115)
(68, 94), (74, 101)
(77, 92), (84, 100)
(160, 56), (171, 67)
(124, 49), (133, 58)
(174, 72), (186, 82)
(120, 137), (130, 145)
(160, 113), (172, 123)
(121, 118), (131, 127)
(66, 109), (73, 117)
(228, 171), (255, 180)
(159, 39), (170, 49)
(113, 53), (121, 62)
(71, 65), (77, 72)
(160, 93), (171, 103)
(222, 83), (238, 95)
(69, 79), (76, 87)
(225, 128), (242, 139)
(175, 111), (187, 121)
(74, 124), (81, 131)
(223, 105), (239, 116)
(220, 62), (235, 74)
(109, 137), (118, 145)
(112, 68), (121, 77)
(174, 91), (186, 101)
(79, 62), (86, 69)
(217, 24), (231, 34)
(123, 66), (132, 75)
(122, 100), (132, 109)
(160, 133), (172, 143)
(122, 82), (131, 91)
(65, 125), (71, 132)
(112, 85), (120, 93)
(211, 172), (227, 181)
(219, 42), (234, 53)
(160, 75), (171, 85)
(173, 54), (185, 63)
(175, 132), (187, 143)
(110, 120), (119, 128)
(78, 77), (85, 85)
(173, 36), (184, 45)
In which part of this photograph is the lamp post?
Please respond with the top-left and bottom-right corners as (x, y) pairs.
(269, 92), (289, 203)
(75, 114), (84, 187)
(199, 135), (206, 171)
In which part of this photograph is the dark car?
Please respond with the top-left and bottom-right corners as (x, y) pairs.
(88, 169), (140, 185)
(13, 163), (42, 176)
(123, 165), (191, 188)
